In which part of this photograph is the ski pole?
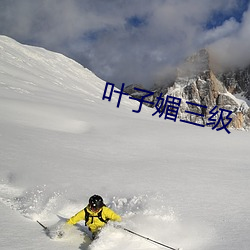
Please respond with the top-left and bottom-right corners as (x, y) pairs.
(122, 227), (180, 250)
(37, 220), (48, 231)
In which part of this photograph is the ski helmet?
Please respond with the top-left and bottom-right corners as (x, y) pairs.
(89, 195), (104, 210)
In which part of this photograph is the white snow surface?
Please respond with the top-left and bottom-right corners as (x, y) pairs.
(0, 36), (250, 250)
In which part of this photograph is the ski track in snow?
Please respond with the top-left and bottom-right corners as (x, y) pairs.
(0, 179), (211, 250)
(0, 99), (91, 134)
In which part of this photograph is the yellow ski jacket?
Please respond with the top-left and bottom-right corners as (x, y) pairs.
(67, 206), (121, 233)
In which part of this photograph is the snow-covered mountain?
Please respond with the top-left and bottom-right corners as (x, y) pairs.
(169, 49), (250, 129)
(0, 36), (250, 250)
(126, 49), (250, 130)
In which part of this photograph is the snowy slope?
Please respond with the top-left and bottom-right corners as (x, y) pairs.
(0, 36), (250, 250)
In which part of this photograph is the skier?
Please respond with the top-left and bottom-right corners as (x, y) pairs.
(66, 194), (121, 239)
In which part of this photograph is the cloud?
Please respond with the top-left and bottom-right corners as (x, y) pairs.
(0, 0), (249, 87)
(209, 4), (250, 69)
(200, 18), (240, 45)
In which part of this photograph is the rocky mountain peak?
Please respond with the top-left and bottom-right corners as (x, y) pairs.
(169, 49), (250, 130)
(124, 48), (250, 130)
(177, 48), (210, 78)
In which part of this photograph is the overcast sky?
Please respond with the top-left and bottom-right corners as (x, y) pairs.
(0, 0), (249, 87)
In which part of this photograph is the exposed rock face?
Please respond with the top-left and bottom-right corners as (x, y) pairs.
(167, 49), (250, 129)
(124, 83), (168, 108)
(124, 49), (250, 130)
(232, 112), (244, 129)
(123, 84), (145, 95)
(217, 66), (250, 99)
